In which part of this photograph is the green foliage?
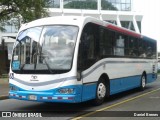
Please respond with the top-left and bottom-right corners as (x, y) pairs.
(45, 0), (60, 8)
(0, 0), (49, 30)
(0, 26), (6, 32)
(101, 0), (117, 10)
(64, 1), (97, 9)
(64, 0), (117, 10)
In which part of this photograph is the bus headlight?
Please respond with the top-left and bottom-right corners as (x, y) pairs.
(58, 88), (74, 94)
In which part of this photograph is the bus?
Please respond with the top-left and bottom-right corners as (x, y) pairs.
(158, 53), (160, 71)
(9, 16), (157, 105)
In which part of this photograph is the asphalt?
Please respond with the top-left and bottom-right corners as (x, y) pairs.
(0, 78), (9, 100)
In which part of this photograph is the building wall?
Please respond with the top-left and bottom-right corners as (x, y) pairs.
(47, 0), (142, 33)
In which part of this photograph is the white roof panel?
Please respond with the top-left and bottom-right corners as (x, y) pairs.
(20, 16), (88, 31)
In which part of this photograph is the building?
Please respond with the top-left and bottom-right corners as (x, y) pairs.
(47, 0), (142, 32)
(0, 0), (142, 61)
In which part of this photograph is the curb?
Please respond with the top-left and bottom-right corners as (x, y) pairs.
(0, 95), (9, 100)
(0, 78), (9, 84)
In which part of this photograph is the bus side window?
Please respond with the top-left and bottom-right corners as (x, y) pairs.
(139, 47), (146, 58)
(99, 27), (113, 57)
(78, 23), (98, 71)
(87, 35), (95, 59)
(146, 46), (152, 58)
(128, 38), (138, 57)
(114, 34), (124, 56)
(138, 39), (146, 58)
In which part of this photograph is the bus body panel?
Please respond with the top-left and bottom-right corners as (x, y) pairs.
(81, 58), (157, 99)
(9, 69), (83, 103)
(9, 16), (157, 103)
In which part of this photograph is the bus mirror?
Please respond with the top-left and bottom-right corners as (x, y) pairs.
(77, 71), (81, 81)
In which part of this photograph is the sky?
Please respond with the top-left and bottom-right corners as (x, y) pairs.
(134, 0), (160, 52)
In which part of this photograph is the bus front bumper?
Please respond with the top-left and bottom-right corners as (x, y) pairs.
(9, 84), (83, 103)
(9, 91), (81, 103)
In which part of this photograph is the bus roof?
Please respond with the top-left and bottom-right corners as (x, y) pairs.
(19, 16), (87, 31)
(19, 16), (156, 41)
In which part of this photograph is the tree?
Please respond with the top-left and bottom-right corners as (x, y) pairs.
(0, 0), (49, 31)
(64, 0), (97, 9)
(101, 0), (117, 10)
(64, 0), (117, 10)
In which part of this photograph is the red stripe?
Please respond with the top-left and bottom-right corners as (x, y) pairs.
(48, 97), (52, 100)
(107, 24), (141, 38)
(68, 97), (73, 100)
(58, 97), (62, 100)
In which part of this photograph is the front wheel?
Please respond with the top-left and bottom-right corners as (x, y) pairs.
(92, 78), (106, 105)
(140, 74), (146, 90)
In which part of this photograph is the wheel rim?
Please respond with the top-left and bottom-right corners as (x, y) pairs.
(142, 76), (146, 88)
(97, 83), (106, 99)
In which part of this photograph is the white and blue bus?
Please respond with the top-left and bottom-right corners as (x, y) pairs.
(9, 16), (157, 105)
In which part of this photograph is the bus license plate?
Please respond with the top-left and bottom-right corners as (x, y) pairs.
(29, 95), (37, 100)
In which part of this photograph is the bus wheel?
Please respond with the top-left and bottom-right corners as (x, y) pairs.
(140, 74), (146, 90)
(93, 78), (106, 105)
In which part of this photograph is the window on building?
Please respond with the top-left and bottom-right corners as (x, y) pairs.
(137, 21), (141, 33)
(105, 0), (131, 11)
(1, 22), (18, 33)
(45, 0), (60, 8)
(101, 0), (117, 10)
(121, 21), (136, 31)
(64, 0), (97, 10)
(1, 18), (19, 33)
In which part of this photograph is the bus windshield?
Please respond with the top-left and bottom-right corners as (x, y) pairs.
(11, 25), (78, 74)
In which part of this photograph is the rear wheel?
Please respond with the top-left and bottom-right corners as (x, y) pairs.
(93, 78), (106, 105)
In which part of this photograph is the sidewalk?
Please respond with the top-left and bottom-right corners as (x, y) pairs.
(0, 78), (9, 100)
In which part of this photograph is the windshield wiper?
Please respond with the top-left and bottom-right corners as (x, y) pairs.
(38, 43), (55, 74)
(43, 58), (55, 74)
(19, 63), (26, 72)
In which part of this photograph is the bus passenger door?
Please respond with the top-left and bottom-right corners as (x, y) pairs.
(77, 23), (98, 102)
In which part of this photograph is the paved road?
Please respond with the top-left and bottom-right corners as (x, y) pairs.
(0, 76), (160, 120)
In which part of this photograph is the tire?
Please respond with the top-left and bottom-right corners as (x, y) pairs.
(92, 78), (107, 106)
(140, 74), (146, 90)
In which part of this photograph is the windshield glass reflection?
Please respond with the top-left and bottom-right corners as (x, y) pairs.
(12, 26), (78, 74)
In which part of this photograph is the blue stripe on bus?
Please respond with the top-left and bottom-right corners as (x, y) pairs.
(81, 73), (156, 101)
(9, 84), (83, 103)
(110, 74), (156, 95)
(9, 73), (156, 103)
(110, 75), (141, 95)
(82, 83), (97, 101)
